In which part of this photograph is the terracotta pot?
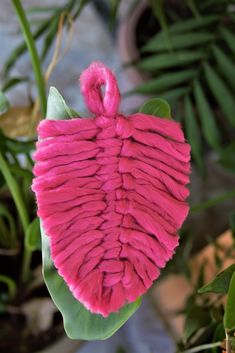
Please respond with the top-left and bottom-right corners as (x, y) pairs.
(149, 230), (234, 341)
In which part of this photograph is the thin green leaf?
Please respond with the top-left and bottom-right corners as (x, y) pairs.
(0, 92), (10, 115)
(212, 45), (235, 91)
(130, 70), (196, 95)
(193, 80), (221, 149)
(2, 77), (28, 92)
(149, 0), (171, 50)
(139, 98), (171, 119)
(26, 6), (60, 14)
(0, 275), (16, 300)
(109, 0), (121, 29)
(41, 16), (59, 61)
(224, 272), (235, 332)
(198, 264), (235, 294)
(0, 204), (17, 247)
(138, 51), (204, 71)
(142, 31), (214, 52)
(204, 63), (235, 127)
(168, 15), (219, 34)
(47, 87), (79, 119)
(160, 87), (190, 102)
(0, 131), (35, 154)
(220, 27), (235, 55)
(185, 0), (200, 18)
(184, 95), (204, 174)
(25, 218), (41, 251)
(3, 20), (49, 77)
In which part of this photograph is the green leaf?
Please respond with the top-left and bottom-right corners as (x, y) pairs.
(40, 87), (141, 340)
(139, 98), (171, 118)
(168, 15), (219, 34)
(212, 45), (235, 91)
(130, 70), (196, 95)
(220, 27), (235, 55)
(46, 87), (79, 120)
(142, 32), (213, 52)
(0, 204), (17, 247)
(224, 272), (235, 332)
(193, 80), (221, 149)
(198, 264), (235, 294)
(41, 16), (59, 61)
(138, 51), (204, 72)
(41, 226), (141, 340)
(185, 0), (200, 18)
(160, 87), (190, 102)
(2, 77), (28, 92)
(219, 142), (235, 173)
(0, 275), (16, 300)
(0, 92), (10, 115)
(149, 0), (171, 50)
(184, 305), (211, 341)
(184, 95), (204, 174)
(204, 63), (235, 127)
(25, 218), (41, 251)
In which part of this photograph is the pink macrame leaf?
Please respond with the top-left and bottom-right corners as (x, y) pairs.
(32, 62), (190, 317)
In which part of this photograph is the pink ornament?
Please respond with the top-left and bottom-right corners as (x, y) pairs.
(32, 62), (190, 317)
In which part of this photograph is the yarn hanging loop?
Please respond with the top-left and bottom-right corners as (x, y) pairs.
(80, 62), (120, 117)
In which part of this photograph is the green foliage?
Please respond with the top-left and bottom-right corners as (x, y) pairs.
(135, 2), (235, 170)
(139, 98), (172, 118)
(198, 264), (235, 294)
(0, 92), (10, 115)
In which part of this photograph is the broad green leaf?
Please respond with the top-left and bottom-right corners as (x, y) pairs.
(0, 275), (16, 300)
(212, 45), (235, 91)
(138, 51), (204, 72)
(41, 88), (141, 340)
(160, 87), (190, 102)
(204, 63), (235, 127)
(184, 95), (204, 174)
(224, 272), (235, 332)
(142, 32), (213, 52)
(184, 305), (211, 341)
(130, 70), (196, 94)
(42, 227), (141, 340)
(46, 87), (79, 120)
(220, 27), (235, 55)
(193, 80), (220, 149)
(139, 98), (171, 119)
(168, 15), (219, 34)
(198, 264), (235, 294)
(25, 218), (41, 251)
(0, 92), (10, 115)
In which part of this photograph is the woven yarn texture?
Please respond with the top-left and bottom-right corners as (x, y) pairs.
(32, 62), (191, 317)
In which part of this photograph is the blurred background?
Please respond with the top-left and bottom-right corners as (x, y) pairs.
(0, 1), (235, 352)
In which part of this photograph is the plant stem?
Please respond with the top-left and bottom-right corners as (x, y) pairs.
(181, 341), (222, 353)
(0, 153), (31, 283)
(11, 0), (47, 115)
(226, 330), (232, 353)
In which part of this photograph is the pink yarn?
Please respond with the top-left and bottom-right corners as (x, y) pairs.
(32, 62), (190, 317)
